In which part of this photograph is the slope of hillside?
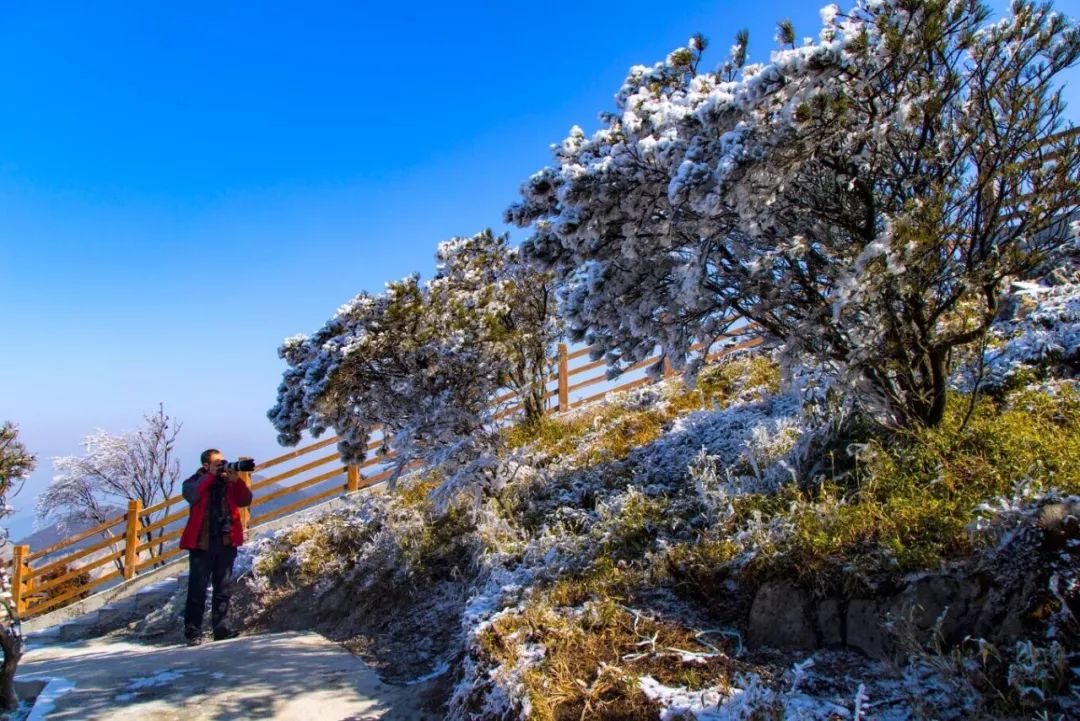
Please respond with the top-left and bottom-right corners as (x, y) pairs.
(228, 345), (1080, 720)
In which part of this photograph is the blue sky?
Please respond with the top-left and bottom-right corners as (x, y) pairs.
(2, 0), (1078, 539)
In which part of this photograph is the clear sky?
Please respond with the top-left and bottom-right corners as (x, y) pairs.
(2, 0), (1078, 539)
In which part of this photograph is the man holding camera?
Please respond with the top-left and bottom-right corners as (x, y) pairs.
(179, 448), (255, 646)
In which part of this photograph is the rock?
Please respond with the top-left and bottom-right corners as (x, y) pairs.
(888, 575), (981, 648)
(815, 598), (843, 647)
(845, 599), (891, 659)
(747, 581), (816, 651)
(743, 541), (1063, 664)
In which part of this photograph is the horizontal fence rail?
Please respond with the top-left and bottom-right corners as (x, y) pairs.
(7, 333), (761, 619)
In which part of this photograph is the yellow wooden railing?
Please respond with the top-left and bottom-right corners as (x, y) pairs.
(8, 336), (761, 620)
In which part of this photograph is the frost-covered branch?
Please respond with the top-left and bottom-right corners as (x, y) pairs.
(509, 0), (1080, 427)
(39, 406), (182, 568)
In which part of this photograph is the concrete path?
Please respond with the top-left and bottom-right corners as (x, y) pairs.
(16, 631), (436, 720)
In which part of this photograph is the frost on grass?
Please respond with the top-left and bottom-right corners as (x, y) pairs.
(959, 281), (1080, 392)
(242, 340), (1080, 719)
(242, 351), (1080, 718)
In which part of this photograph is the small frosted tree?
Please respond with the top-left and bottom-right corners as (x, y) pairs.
(509, 0), (1080, 427)
(0, 422), (35, 711)
(38, 405), (181, 569)
(268, 230), (559, 491)
(433, 230), (558, 423)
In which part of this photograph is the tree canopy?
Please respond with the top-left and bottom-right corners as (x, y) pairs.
(508, 0), (1080, 427)
(39, 406), (181, 569)
(269, 230), (558, 486)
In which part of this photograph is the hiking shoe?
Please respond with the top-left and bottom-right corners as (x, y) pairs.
(185, 635), (204, 647)
(212, 628), (238, 641)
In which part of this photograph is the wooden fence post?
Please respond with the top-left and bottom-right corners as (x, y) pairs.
(11, 545), (28, 615)
(346, 465), (360, 493)
(124, 499), (142, 580)
(558, 342), (569, 413)
(238, 457), (253, 530)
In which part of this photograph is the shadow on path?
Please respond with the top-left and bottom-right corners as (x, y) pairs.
(17, 631), (434, 720)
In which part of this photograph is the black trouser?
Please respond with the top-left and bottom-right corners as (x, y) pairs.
(184, 544), (237, 639)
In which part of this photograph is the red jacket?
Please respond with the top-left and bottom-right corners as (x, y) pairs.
(179, 471), (254, 550)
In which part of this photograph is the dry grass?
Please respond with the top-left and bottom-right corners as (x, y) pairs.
(480, 589), (738, 721)
(504, 355), (780, 469)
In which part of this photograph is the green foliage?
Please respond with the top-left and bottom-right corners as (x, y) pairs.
(253, 543), (294, 580)
(674, 387), (1080, 597)
(253, 523), (320, 580)
(505, 404), (669, 467)
(253, 512), (381, 582)
(594, 489), (672, 561)
(504, 354), (780, 469)
(395, 487), (477, 580)
(0, 422), (35, 498)
(667, 355), (780, 415)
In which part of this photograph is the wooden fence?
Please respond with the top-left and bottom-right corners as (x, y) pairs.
(7, 336), (761, 619)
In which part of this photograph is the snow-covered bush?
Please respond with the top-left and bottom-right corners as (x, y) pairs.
(979, 280), (1080, 391)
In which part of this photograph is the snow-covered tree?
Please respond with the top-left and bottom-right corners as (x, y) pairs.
(38, 405), (181, 569)
(508, 0), (1080, 427)
(0, 422), (35, 712)
(269, 230), (558, 489)
(432, 230), (558, 422)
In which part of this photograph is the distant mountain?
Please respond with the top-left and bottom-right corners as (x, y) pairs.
(14, 506), (125, 552)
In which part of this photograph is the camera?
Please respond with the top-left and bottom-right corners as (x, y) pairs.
(217, 458), (256, 474)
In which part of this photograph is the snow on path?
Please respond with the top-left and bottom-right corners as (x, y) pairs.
(16, 631), (435, 720)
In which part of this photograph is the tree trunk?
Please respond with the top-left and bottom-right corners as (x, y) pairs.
(522, 381), (546, 426)
(924, 348), (949, 427)
(0, 623), (21, 712)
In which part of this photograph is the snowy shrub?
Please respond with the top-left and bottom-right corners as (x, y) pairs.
(460, 596), (743, 721)
(893, 608), (1077, 718)
(663, 354), (780, 417)
(0, 423), (33, 712)
(248, 476), (481, 597)
(41, 405), (182, 570)
(663, 385), (1080, 600)
(971, 281), (1080, 392)
(591, 487), (672, 560)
